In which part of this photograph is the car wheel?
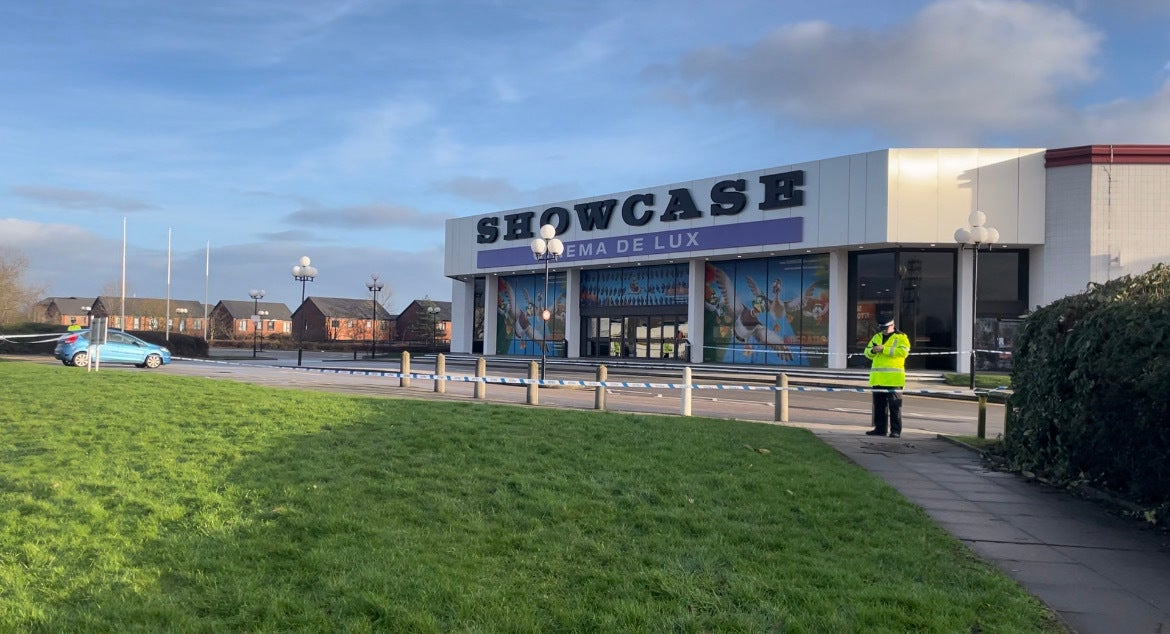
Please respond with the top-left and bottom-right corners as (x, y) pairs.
(144, 354), (163, 369)
(71, 351), (89, 367)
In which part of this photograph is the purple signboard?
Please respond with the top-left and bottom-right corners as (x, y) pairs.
(476, 217), (803, 269)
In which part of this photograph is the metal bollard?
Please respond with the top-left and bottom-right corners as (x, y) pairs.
(681, 366), (692, 416)
(977, 391), (988, 439)
(434, 353), (446, 394)
(595, 365), (607, 411)
(474, 357), (486, 400)
(400, 351), (411, 388)
(527, 361), (539, 405)
(775, 373), (789, 423)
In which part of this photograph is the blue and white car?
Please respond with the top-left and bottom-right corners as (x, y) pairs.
(54, 329), (172, 369)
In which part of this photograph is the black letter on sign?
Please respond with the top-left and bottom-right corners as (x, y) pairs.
(539, 207), (571, 234)
(710, 179), (747, 216)
(621, 193), (655, 226)
(574, 199), (618, 231)
(759, 170), (805, 210)
(504, 212), (535, 241)
(476, 217), (499, 244)
(659, 188), (702, 222)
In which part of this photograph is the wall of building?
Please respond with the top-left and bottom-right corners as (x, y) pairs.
(444, 148), (1052, 367)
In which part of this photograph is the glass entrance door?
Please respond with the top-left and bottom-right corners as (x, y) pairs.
(581, 314), (688, 360)
(625, 317), (646, 358)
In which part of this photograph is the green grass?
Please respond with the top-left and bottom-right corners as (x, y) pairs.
(0, 360), (1061, 632)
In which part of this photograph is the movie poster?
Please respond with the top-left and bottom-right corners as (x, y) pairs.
(703, 254), (830, 367)
(496, 272), (565, 356)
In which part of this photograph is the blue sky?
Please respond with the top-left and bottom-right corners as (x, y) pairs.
(2, 0), (1169, 312)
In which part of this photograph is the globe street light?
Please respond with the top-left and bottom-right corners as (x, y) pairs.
(367, 274), (384, 359)
(529, 224), (565, 381)
(291, 256), (318, 366)
(426, 304), (441, 351)
(954, 211), (999, 389)
(249, 289), (266, 358)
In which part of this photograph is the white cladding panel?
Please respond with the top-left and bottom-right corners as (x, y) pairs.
(817, 155), (850, 246)
(864, 151), (890, 245)
(886, 148), (1046, 245)
(1042, 164), (1092, 304)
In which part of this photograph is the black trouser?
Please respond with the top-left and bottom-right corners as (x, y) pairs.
(871, 388), (903, 434)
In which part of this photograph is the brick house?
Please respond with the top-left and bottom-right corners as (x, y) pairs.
(292, 296), (394, 344)
(33, 297), (96, 328)
(87, 296), (208, 336)
(209, 300), (293, 342)
(396, 298), (451, 347)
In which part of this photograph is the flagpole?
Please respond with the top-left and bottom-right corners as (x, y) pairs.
(121, 217), (126, 330)
(165, 228), (172, 340)
(204, 241), (210, 341)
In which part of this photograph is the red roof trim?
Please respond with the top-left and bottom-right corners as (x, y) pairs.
(1045, 145), (1170, 168)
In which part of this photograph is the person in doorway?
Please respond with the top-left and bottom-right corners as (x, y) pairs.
(864, 317), (911, 438)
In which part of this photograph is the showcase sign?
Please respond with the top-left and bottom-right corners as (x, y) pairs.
(474, 170), (805, 244)
(476, 217), (803, 268)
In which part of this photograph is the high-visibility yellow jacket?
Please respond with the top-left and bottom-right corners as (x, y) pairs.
(864, 330), (911, 387)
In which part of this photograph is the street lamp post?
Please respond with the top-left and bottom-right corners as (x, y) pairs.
(367, 275), (384, 360)
(954, 211), (999, 389)
(249, 289), (266, 358)
(426, 305), (441, 351)
(291, 256), (318, 366)
(257, 310), (268, 350)
(529, 224), (565, 381)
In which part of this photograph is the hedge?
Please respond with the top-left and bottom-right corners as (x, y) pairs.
(1004, 264), (1170, 521)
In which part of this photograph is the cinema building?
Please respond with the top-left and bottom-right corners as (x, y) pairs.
(442, 145), (1170, 372)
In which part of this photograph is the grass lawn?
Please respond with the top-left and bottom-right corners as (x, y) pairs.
(0, 360), (1061, 632)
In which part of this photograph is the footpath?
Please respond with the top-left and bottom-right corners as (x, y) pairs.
(813, 429), (1170, 634)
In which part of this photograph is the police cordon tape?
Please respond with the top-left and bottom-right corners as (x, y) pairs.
(1, 330), (1010, 358)
(0, 332), (78, 344)
(702, 343), (1011, 358)
(173, 356), (1007, 396)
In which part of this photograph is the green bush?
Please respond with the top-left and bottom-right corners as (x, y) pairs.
(133, 331), (209, 358)
(1004, 264), (1170, 522)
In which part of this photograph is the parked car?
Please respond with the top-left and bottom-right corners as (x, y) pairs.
(54, 329), (172, 369)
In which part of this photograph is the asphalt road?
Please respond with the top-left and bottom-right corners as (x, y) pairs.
(153, 349), (1006, 439)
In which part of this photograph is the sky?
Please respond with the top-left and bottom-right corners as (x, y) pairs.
(2, 0), (1169, 313)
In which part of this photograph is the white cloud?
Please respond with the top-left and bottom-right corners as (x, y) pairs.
(1073, 79), (1170, 142)
(10, 186), (157, 213)
(285, 203), (447, 229)
(663, 0), (1102, 144)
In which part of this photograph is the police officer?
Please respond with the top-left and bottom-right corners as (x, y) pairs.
(864, 317), (911, 438)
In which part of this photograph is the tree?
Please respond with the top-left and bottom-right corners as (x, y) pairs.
(0, 249), (42, 325)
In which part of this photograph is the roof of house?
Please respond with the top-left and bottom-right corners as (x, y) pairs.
(216, 300), (293, 320)
(302, 296), (395, 319)
(404, 299), (452, 321)
(42, 296), (96, 315)
(93, 296), (208, 316)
